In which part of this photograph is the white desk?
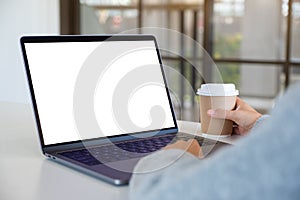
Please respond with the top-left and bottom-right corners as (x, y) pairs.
(0, 102), (239, 200)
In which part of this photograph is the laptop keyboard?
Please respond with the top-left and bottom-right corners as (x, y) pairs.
(58, 133), (211, 166)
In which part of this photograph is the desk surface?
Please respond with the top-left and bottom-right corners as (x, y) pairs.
(0, 102), (240, 200)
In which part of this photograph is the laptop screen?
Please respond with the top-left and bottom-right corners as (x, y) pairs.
(22, 36), (176, 145)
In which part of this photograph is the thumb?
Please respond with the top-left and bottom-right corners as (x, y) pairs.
(207, 109), (235, 121)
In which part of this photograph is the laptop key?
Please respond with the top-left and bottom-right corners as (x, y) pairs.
(58, 135), (177, 166)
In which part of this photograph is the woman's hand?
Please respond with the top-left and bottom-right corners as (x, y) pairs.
(164, 139), (203, 158)
(207, 97), (262, 135)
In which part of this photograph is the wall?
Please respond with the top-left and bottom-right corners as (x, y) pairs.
(0, 0), (59, 103)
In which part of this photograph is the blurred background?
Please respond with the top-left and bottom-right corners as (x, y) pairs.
(1, 0), (300, 121)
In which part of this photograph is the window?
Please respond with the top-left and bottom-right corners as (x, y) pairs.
(61, 0), (300, 120)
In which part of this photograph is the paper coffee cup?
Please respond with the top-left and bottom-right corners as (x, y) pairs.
(197, 84), (239, 136)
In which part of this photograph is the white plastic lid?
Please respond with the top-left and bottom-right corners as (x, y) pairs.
(197, 83), (239, 96)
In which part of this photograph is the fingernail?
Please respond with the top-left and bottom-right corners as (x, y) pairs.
(207, 109), (215, 115)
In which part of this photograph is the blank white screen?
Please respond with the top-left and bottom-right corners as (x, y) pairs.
(24, 40), (175, 145)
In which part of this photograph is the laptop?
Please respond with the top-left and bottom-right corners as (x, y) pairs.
(20, 35), (227, 185)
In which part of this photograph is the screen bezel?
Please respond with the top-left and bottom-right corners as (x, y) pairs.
(20, 35), (178, 151)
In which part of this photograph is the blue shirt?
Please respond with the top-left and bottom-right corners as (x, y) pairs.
(129, 82), (300, 200)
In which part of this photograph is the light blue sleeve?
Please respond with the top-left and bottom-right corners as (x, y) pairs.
(129, 82), (300, 200)
(129, 149), (200, 200)
(252, 114), (269, 130)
